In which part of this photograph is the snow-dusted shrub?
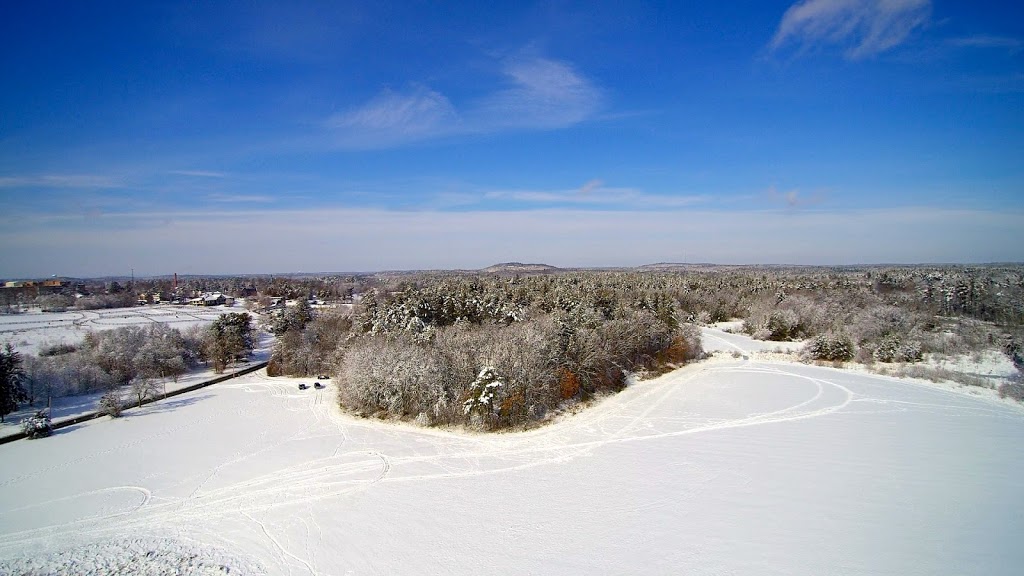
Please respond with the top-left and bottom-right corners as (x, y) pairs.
(271, 310), (353, 377)
(21, 409), (52, 439)
(98, 390), (124, 418)
(848, 305), (914, 347)
(1003, 337), (1024, 373)
(22, 324), (200, 399)
(873, 335), (923, 363)
(266, 355), (282, 377)
(656, 323), (703, 365)
(340, 337), (452, 417)
(474, 319), (560, 420)
(999, 380), (1024, 402)
(129, 378), (162, 407)
(802, 333), (854, 362)
(745, 307), (808, 341)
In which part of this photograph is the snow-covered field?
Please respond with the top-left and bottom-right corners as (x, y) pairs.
(1, 328), (1022, 575)
(0, 304), (243, 357)
(0, 304), (271, 435)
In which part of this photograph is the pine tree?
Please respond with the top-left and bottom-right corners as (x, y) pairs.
(0, 343), (28, 423)
(205, 313), (255, 373)
(463, 367), (504, 416)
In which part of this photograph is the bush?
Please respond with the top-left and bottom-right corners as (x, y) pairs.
(21, 409), (53, 439)
(802, 333), (854, 362)
(39, 343), (77, 357)
(999, 379), (1024, 402)
(655, 324), (703, 366)
(98, 390), (124, 418)
(339, 337), (452, 418)
(266, 356), (282, 377)
(873, 335), (923, 363)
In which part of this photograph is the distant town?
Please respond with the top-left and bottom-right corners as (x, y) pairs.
(2, 275), (229, 305)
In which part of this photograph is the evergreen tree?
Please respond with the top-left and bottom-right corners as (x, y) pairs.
(0, 343), (28, 423)
(205, 313), (255, 373)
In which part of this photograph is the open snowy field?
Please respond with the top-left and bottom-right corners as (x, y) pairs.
(0, 303), (272, 436)
(0, 304), (246, 357)
(1, 329), (1022, 575)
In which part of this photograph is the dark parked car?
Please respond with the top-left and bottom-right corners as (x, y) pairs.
(298, 383), (308, 390)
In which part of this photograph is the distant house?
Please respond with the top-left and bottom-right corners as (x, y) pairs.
(188, 292), (232, 307)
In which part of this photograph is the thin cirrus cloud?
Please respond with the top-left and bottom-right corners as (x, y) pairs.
(947, 34), (1023, 52)
(326, 56), (602, 148)
(483, 182), (710, 209)
(3, 206), (1021, 277)
(169, 170), (228, 178)
(770, 0), (932, 59)
(766, 185), (826, 210)
(0, 174), (123, 189)
(206, 193), (275, 203)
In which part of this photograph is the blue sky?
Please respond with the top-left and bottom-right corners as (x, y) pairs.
(1, 0), (1022, 277)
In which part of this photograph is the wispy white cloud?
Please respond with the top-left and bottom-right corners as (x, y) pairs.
(482, 181), (711, 209)
(770, 0), (931, 60)
(327, 86), (460, 148)
(207, 194), (275, 203)
(0, 174), (123, 189)
(766, 185), (827, 209)
(578, 179), (604, 195)
(326, 55), (602, 148)
(1, 206), (1020, 277)
(947, 34), (1023, 52)
(169, 170), (227, 178)
(467, 57), (602, 131)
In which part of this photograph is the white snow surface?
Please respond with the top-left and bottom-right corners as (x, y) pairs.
(0, 329), (274, 437)
(0, 304), (249, 357)
(1, 329), (1023, 575)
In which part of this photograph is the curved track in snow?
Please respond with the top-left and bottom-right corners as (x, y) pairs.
(1, 328), (1022, 575)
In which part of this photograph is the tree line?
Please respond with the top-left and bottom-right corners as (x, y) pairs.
(267, 265), (1024, 428)
(270, 273), (704, 430)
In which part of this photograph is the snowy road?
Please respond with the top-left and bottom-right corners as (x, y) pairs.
(1, 329), (1022, 575)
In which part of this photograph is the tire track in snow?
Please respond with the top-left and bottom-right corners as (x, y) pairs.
(0, 360), (864, 564)
(244, 511), (319, 576)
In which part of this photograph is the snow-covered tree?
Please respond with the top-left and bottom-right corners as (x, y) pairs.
(0, 343), (28, 423)
(129, 378), (162, 407)
(21, 408), (52, 439)
(98, 390), (124, 418)
(204, 313), (255, 373)
(463, 367), (504, 416)
(802, 333), (854, 362)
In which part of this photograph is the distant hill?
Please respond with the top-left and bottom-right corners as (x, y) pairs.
(480, 262), (560, 274)
(636, 262), (722, 271)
